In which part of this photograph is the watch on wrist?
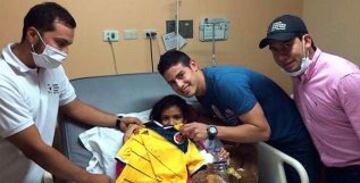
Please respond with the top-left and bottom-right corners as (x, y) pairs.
(116, 115), (123, 129)
(207, 125), (218, 140)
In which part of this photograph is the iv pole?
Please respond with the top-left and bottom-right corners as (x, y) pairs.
(205, 18), (217, 66)
(211, 23), (217, 65)
(176, 0), (180, 50)
(203, 17), (229, 66)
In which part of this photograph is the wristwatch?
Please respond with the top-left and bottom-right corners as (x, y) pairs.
(207, 125), (218, 140)
(115, 115), (123, 129)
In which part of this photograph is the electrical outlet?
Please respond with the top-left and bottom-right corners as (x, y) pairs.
(103, 30), (119, 42)
(143, 29), (157, 38)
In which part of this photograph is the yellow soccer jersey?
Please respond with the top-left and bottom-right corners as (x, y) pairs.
(115, 121), (206, 183)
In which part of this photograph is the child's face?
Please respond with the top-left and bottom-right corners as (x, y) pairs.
(160, 105), (185, 126)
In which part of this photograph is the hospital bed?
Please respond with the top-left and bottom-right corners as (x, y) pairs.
(59, 72), (309, 183)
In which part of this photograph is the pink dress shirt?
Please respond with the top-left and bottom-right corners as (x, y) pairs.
(293, 49), (360, 167)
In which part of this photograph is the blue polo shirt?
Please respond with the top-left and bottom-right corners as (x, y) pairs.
(197, 65), (308, 146)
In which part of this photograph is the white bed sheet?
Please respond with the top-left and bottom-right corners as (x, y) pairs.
(78, 109), (151, 179)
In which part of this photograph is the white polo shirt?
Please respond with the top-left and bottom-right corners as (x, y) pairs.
(0, 43), (76, 183)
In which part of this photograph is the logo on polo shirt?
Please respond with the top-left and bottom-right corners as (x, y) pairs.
(47, 83), (59, 94)
(224, 108), (235, 118)
(211, 105), (239, 125)
(211, 105), (225, 121)
(271, 21), (286, 32)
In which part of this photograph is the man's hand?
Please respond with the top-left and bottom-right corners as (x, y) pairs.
(117, 116), (144, 132)
(123, 124), (142, 142)
(179, 122), (208, 142)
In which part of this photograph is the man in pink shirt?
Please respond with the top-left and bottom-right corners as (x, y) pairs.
(259, 14), (360, 183)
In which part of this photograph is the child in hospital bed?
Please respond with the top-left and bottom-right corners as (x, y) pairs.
(114, 95), (230, 183)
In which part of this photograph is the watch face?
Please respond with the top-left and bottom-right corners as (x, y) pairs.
(209, 126), (216, 134)
(209, 126), (217, 134)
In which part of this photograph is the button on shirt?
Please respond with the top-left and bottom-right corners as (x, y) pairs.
(0, 43), (76, 182)
(293, 49), (360, 167)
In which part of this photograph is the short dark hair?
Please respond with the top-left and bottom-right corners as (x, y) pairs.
(149, 95), (191, 123)
(158, 50), (191, 75)
(21, 2), (76, 41)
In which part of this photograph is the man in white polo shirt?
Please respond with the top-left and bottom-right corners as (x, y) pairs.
(0, 2), (141, 183)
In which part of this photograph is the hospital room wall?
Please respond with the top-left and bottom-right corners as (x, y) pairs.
(1, 0), (301, 93)
(303, 0), (360, 66)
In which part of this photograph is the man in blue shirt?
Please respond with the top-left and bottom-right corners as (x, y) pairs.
(157, 50), (320, 183)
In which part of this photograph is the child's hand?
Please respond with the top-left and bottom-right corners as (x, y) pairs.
(123, 124), (142, 142)
(218, 147), (230, 164)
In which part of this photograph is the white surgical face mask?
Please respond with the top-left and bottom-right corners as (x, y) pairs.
(281, 38), (310, 77)
(31, 30), (67, 68)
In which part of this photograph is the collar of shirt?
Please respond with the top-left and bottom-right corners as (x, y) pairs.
(1, 43), (35, 73)
(295, 48), (322, 83)
(197, 68), (215, 106)
(149, 120), (174, 130)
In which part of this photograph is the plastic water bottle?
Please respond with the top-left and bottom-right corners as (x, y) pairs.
(205, 138), (230, 183)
